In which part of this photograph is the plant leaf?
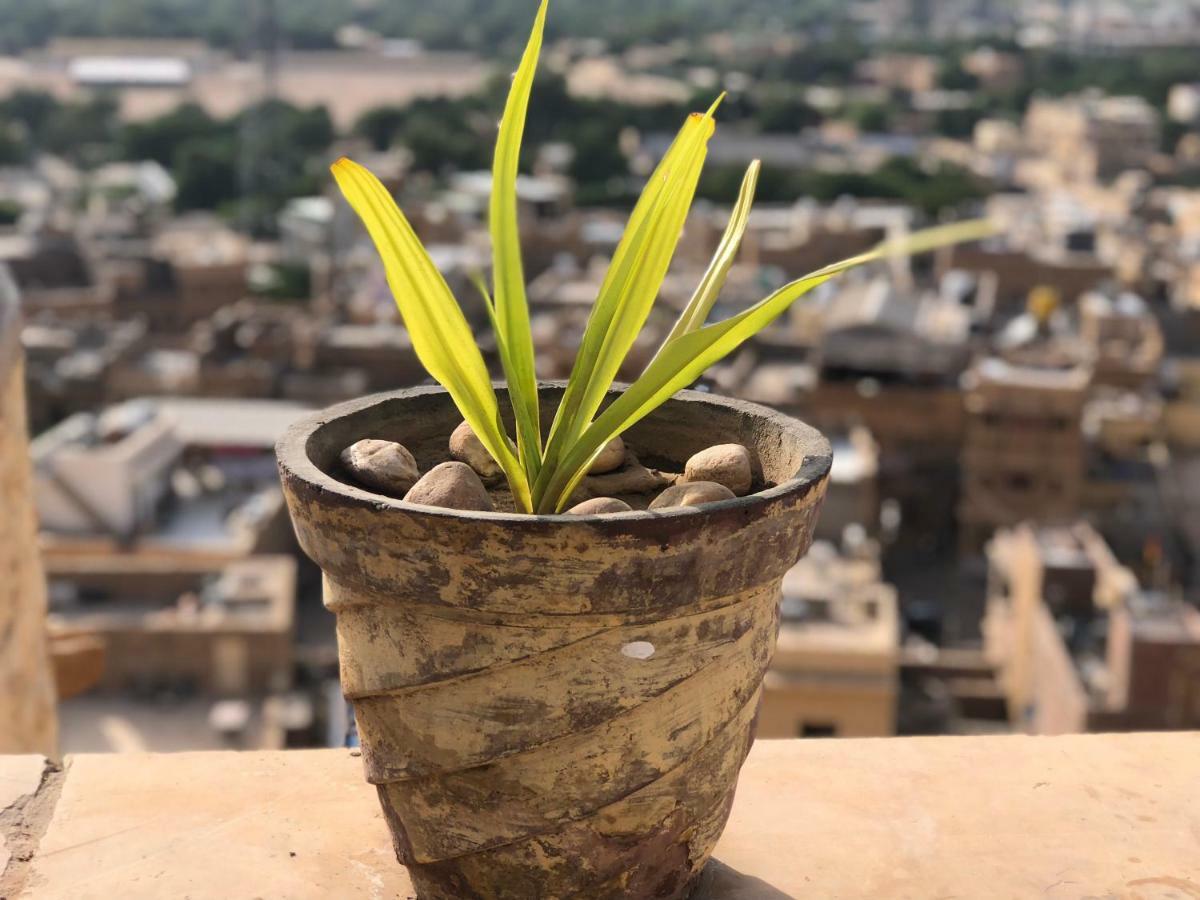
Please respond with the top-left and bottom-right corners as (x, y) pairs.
(330, 157), (532, 511)
(534, 98), (721, 510)
(649, 159), (760, 364)
(490, 0), (548, 484)
(542, 219), (995, 510)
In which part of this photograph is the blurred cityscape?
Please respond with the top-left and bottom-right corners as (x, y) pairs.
(2, 0), (1200, 755)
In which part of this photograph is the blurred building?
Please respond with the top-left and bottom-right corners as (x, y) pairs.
(0, 232), (110, 319)
(31, 396), (301, 561)
(21, 317), (146, 433)
(959, 358), (1090, 554)
(109, 218), (249, 332)
(1024, 92), (1161, 183)
(984, 522), (1200, 733)
(759, 542), (900, 738)
(46, 555), (295, 697)
(1078, 290), (1163, 390)
(816, 426), (881, 542)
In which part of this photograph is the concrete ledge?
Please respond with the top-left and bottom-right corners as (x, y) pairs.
(2, 733), (1198, 898)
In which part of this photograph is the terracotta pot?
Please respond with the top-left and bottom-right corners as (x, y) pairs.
(277, 385), (830, 899)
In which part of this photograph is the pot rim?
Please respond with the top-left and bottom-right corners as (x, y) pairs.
(276, 382), (831, 529)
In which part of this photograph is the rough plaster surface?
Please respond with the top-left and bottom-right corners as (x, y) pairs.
(0, 350), (58, 758)
(4, 733), (1198, 899)
(0, 755), (46, 874)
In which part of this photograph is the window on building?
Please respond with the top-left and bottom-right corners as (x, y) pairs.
(1007, 472), (1033, 492)
(798, 721), (838, 738)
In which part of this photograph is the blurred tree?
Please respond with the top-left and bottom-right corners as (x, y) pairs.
(355, 107), (407, 152)
(567, 119), (628, 187)
(173, 137), (238, 210)
(754, 90), (823, 134)
(120, 103), (220, 165)
(938, 58), (980, 91)
(41, 94), (120, 166)
(0, 90), (59, 148)
(848, 103), (891, 133)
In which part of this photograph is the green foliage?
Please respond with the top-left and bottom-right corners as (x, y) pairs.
(157, 100), (333, 228)
(938, 58), (980, 92)
(934, 104), (985, 139)
(248, 261), (312, 300)
(1162, 120), (1191, 154)
(1021, 47), (1197, 109)
(565, 120), (629, 190)
(0, 126), (25, 166)
(0, 89), (332, 230)
(754, 90), (823, 134)
(120, 103), (217, 165)
(0, 90), (58, 143)
(0, 199), (22, 225)
(41, 94), (121, 166)
(847, 102), (892, 133)
(333, 1), (988, 514)
(0, 0), (845, 54)
(355, 108), (408, 153)
(173, 137), (238, 211)
(353, 98), (492, 172)
(698, 157), (987, 216)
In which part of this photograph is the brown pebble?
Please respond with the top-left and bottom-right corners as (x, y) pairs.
(340, 439), (420, 496)
(648, 481), (736, 510)
(404, 462), (493, 511)
(566, 497), (633, 515)
(448, 420), (502, 479)
(588, 436), (626, 474)
(583, 458), (668, 496)
(683, 443), (753, 496)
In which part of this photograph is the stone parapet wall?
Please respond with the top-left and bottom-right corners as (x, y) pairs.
(0, 273), (57, 757)
(1, 733), (1197, 898)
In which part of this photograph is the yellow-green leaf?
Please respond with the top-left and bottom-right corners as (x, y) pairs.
(490, 0), (548, 484)
(330, 157), (532, 511)
(534, 98), (721, 510)
(651, 159), (760, 361)
(542, 219), (995, 510)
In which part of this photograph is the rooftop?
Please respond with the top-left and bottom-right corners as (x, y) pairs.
(776, 543), (899, 663)
(45, 555), (295, 634)
(970, 356), (1093, 390)
(2, 733), (1197, 899)
(151, 397), (310, 450)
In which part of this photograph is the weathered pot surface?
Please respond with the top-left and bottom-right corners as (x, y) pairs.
(277, 384), (831, 900)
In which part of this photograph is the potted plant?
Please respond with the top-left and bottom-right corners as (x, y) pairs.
(277, 2), (986, 896)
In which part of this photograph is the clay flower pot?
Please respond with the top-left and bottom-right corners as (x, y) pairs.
(277, 385), (830, 899)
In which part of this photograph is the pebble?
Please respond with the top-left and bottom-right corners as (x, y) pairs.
(648, 481), (737, 510)
(683, 443), (753, 496)
(340, 439), (420, 497)
(566, 497), (633, 515)
(582, 459), (668, 497)
(404, 461), (493, 511)
(588, 436), (626, 474)
(448, 420), (502, 479)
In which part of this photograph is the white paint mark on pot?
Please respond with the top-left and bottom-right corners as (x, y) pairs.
(621, 641), (655, 660)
